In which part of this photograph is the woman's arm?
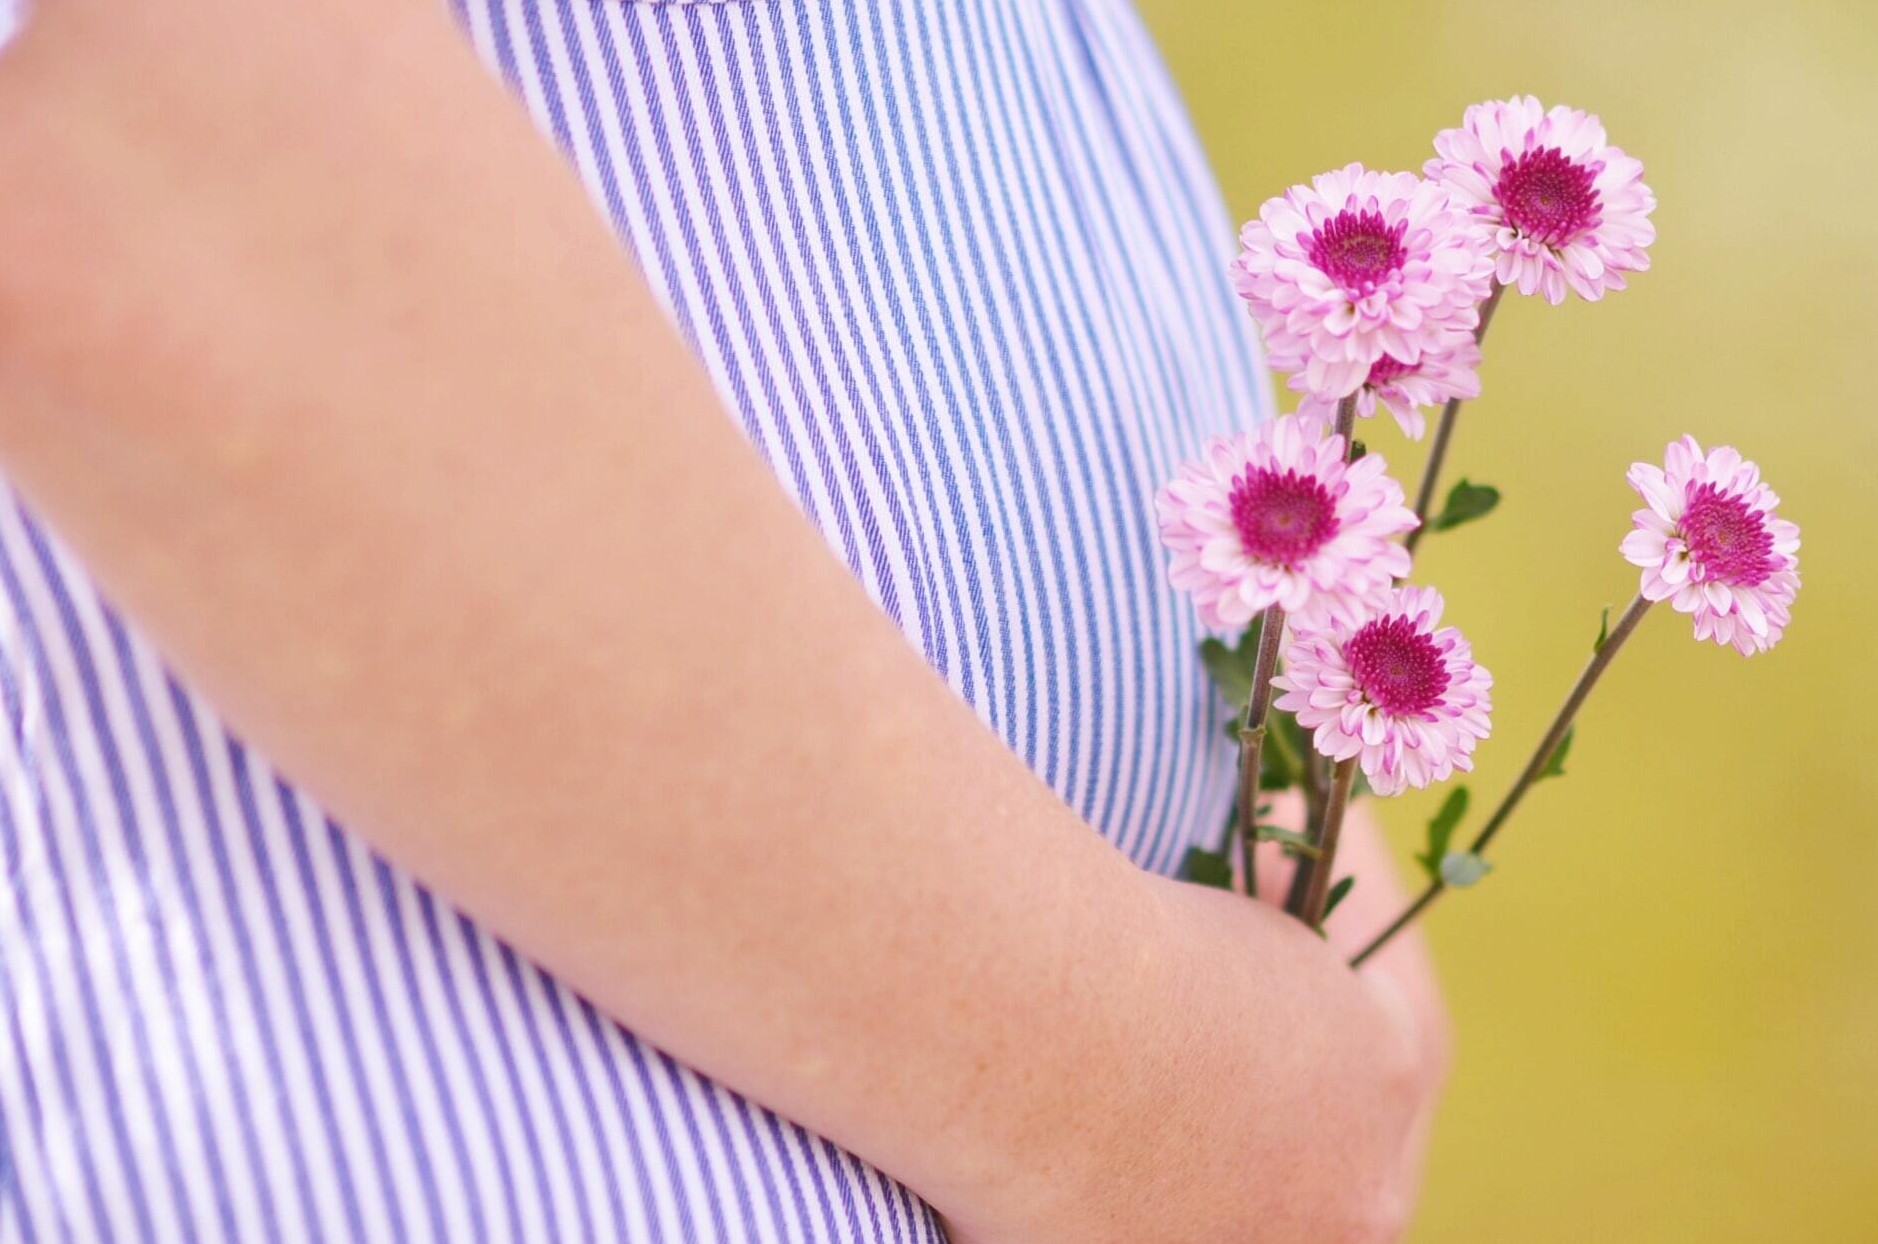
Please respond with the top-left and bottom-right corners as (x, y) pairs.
(0, 4), (1445, 1240)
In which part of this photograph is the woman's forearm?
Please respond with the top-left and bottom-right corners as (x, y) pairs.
(0, 6), (1438, 1240)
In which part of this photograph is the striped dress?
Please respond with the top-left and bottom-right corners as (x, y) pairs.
(0, 1), (1271, 1240)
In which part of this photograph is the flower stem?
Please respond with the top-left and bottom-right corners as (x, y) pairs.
(1333, 393), (1358, 449)
(1405, 283), (1505, 556)
(1300, 739), (1327, 838)
(1236, 606), (1287, 896)
(1350, 592), (1655, 967)
(1296, 758), (1358, 926)
(1280, 396), (1361, 913)
(1280, 759), (1323, 915)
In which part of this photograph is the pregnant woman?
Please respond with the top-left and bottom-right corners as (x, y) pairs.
(0, 2), (1448, 1240)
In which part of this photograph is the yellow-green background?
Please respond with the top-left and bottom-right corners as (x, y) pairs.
(1134, 1), (1878, 1239)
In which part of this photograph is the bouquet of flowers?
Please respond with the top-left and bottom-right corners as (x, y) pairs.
(1165, 97), (1801, 964)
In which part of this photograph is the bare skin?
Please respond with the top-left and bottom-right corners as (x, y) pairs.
(0, 4), (1448, 1241)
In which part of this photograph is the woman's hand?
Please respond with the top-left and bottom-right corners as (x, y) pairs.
(1262, 803), (1452, 1241)
(942, 806), (1448, 1244)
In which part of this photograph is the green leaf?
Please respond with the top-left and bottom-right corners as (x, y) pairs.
(1429, 479), (1501, 533)
(1321, 875), (1356, 922)
(1236, 613), (1267, 658)
(1439, 851), (1493, 888)
(1199, 637), (1256, 706)
(1199, 614), (1274, 712)
(1349, 439), (1368, 462)
(1183, 846), (1234, 890)
(1258, 710), (1306, 791)
(1253, 824), (1318, 857)
(1593, 606), (1612, 654)
(1540, 727), (1575, 781)
(1277, 710), (1312, 770)
(1414, 786), (1470, 883)
(1258, 737), (1296, 791)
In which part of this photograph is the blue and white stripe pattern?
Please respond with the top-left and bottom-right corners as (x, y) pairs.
(0, 0), (1270, 1239)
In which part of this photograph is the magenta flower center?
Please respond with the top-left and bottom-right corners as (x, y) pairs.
(1365, 354), (1416, 386)
(1305, 209), (1408, 295)
(1496, 147), (1601, 246)
(1680, 483), (1778, 587)
(1346, 616), (1451, 716)
(1229, 467), (1341, 569)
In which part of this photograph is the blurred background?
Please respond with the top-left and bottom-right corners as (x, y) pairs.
(1133, 1), (1878, 1239)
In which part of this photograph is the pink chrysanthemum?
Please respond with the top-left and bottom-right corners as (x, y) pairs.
(1620, 436), (1800, 656)
(1428, 96), (1656, 305)
(1295, 330), (1481, 440)
(1233, 163), (1494, 400)
(1156, 415), (1416, 631)
(1273, 586), (1493, 797)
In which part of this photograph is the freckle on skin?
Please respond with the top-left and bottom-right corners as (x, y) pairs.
(205, 418), (270, 472)
(789, 1050), (833, 1085)
(308, 646), (353, 685)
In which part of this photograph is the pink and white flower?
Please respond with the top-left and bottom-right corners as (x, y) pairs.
(1428, 96), (1656, 305)
(1233, 163), (1494, 400)
(1295, 330), (1482, 440)
(1156, 414), (1416, 631)
(1273, 586), (1493, 797)
(1621, 436), (1800, 656)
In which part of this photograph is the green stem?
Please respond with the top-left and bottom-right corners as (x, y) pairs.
(1350, 593), (1655, 967)
(1261, 710), (1326, 899)
(1405, 283), (1505, 557)
(1303, 747), (1326, 827)
(1235, 606), (1287, 896)
(1281, 772), (1320, 916)
(1296, 759), (1358, 926)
